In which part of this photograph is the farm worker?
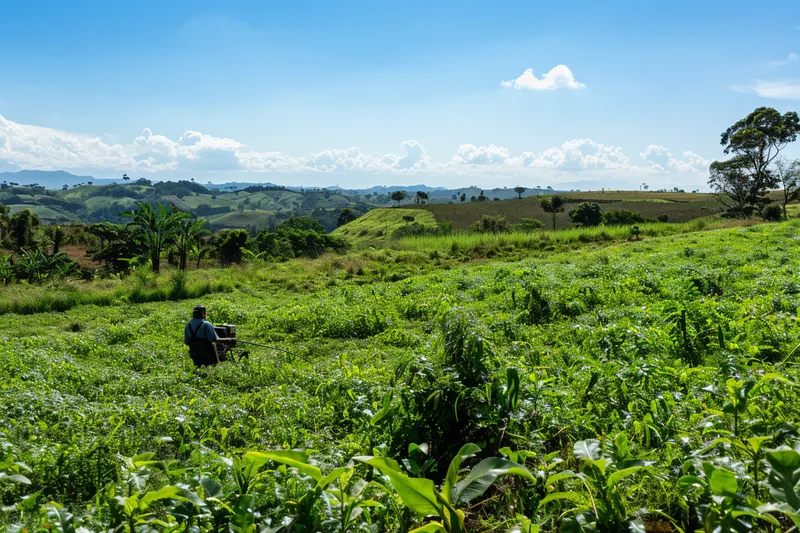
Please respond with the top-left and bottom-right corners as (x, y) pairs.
(184, 305), (236, 367)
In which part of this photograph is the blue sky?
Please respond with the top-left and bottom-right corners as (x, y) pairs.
(1, 0), (799, 189)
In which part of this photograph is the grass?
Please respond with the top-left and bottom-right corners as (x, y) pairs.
(332, 207), (440, 246)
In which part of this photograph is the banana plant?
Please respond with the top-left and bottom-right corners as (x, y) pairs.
(539, 436), (651, 532)
(356, 443), (534, 533)
(108, 485), (204, 533)
(322, 467), (385, 533)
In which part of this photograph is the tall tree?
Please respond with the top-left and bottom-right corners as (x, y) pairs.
(414, 191), (429, 204)
(709, 107), (800, 217)
(8, 208), (40, 251)
(774, 158), (800, 220)
(175, 217), (210, 271)
(514, 186), (526, 199)
(540, 195), (565, 230)
(122, 202), (191, 273)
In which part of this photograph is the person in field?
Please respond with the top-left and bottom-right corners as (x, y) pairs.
(184, 305), (236, 367)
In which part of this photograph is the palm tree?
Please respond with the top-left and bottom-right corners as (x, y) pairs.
(175, 217), (210, 271)
(122, 202), (191, 273)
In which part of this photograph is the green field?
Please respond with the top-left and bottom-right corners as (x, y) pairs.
(332, 207), (440, 246)
(3, 218), (800, 531)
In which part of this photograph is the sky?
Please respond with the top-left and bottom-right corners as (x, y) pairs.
(1, 0), (800, 190)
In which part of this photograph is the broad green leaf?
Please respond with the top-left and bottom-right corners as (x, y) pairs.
(318, 467), (352, 489)
(546, 471), (580, 486)
(708, 468), (737, 496)
(244, 450), (322, 482)
(758, 503), (800, 527)
(451, 457), (534, 504)
(765, 447), (800, 510)
(0, 473), (31, 485)
(538, 491), (589, 508)
(730, 509), (780, 526)
(573, 440), (600, 461)
(607, 466), (646, 489)
(46, 504), (76, 533)
(409, 522), (447, 533)
(140, 485), (186, 508)
(371, 391), (393, 425)
(355, 456), (441, 517)
(229, 494), (255, 533)
(443, 443), (481, 504)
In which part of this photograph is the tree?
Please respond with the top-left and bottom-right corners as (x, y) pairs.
(8, 208), (40, 250)
(122, 202), (191, 273)
(337, 208), (357, 227)
(175, 217), (210, 271)
(710, 107), (800, 217)
(390, 190), (408, 206)
(413, 191), (429, 205)
(569, 202), (602, 226)
(514, 186), (526, 199)
(277, 216), (325, 234)
(215, 229), (249, 265)
(460, 193), (467, 203)
(477, 190), (487, 202)
(540, 195), (565, 230)
(774, 158), (800, 220)
(122, 173), (130, 181)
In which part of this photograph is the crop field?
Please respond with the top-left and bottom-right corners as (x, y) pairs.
(2, 219), (800, 532)
(410, 192), (723, 231)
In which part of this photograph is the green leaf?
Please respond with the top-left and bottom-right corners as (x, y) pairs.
(229, 494), (255, 533)
(708, 468), (737, 496)
(0, 473), (31, 485)
(408, 522), (447, 533)
(243, 450), (322, 482)
(46, 504), (76, 533)
(140, 485), (186, 508)
(317, 467), (351, 489)
(443, 443), (481, 505)
(371, 391), (394, 425)
(573, 440), (600, 462)
(538, 491), (589, 508)
(765, 447), (800, 510)
(451, 457), (534, 504)
(606, 466), (646, 489)
(546, 470), (579, 486)
(354, 456), (441, 517)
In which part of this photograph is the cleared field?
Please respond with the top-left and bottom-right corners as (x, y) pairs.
(6, 204), (77, 222)
(409, 192), (723, 230)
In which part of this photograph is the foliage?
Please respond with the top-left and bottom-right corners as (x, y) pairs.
(540, 195), (565, 230)
(469, 215), (508, 233)
(122, 202), (192, 273)
(276, 216), (326, 234)
(602, 209), (654, 226)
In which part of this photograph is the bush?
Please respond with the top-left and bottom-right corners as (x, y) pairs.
(761, 203), (782, 222)
(569, 202), (603, 226)
(469, 215), (508, 233)
(276, 216), (325, 234)
(602, 209), (654, 225)
(517, 218), (545, 232)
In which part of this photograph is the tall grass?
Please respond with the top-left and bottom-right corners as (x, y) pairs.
(393, 217), (756, 253)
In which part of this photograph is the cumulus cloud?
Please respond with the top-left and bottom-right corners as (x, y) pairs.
(501, 65), (585, 90)
(0, 115), (131, 170)
(453, 144), (510, 165)
(512, 139), (628, 170)
(0, 113), (712, 186)
(640, 145), (710, 173)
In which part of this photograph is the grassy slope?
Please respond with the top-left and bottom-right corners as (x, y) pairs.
(6, 204), (77, 222)
(332, 207), (439, 246)
(409, 191), (723, 230)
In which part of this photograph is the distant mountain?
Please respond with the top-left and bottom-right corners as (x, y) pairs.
(326, 184), (450, 195)
(0, 170), (122, 188)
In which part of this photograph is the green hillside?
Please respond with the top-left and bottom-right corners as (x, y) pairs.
(332, 208), (440, 246)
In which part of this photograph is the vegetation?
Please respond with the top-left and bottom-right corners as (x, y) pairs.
(2, 217), (800, 532)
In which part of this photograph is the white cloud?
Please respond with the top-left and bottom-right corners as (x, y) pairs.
(640, 145), (710, 173)
(453, 144), (510, 165)
(0, 114), (712, 189)
(748, 80), (800, 100)
(501, 65), (585, 90)
(769, 53), (799, 67)
(0, 115), (131, 170)
(513, 139), (628, 170)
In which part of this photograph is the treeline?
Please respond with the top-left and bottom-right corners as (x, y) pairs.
(0, 202), (347, 284)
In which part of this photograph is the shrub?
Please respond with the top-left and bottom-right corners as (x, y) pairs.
(602, 209), (654, 225)
(761, 203), (782, 222)
(469, 215), (508, 233)
(517, 218), (545, 232)
(569, 202), (603, 226)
